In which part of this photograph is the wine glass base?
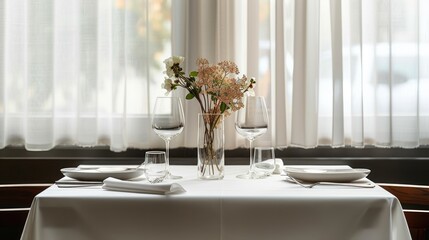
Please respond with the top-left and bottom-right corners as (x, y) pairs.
(236, 171), (268, 179)
(166, 171), (183, 180)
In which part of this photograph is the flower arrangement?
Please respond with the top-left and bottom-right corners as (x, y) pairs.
(162, 56), (256, 179)
(162, 56), (255, 115)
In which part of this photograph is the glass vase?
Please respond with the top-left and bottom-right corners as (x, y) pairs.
(197, 113), (224, 180)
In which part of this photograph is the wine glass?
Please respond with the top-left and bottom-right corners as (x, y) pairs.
(152, 97), (185, 179)
(235, 96), (269, 179)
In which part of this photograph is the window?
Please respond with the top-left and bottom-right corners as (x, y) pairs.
(0, 0), (172, 151)
(1, 0), (428, 151)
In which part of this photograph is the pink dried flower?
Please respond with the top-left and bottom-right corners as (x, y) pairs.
(162, 56), (256, 117)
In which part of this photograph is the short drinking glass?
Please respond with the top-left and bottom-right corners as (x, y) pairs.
(253, 147), (276, 176)
(144, 151), (167, 184)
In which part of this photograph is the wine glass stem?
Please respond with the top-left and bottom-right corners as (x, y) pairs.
(165, 139), (170, 171)
(249, 139), (254, 173)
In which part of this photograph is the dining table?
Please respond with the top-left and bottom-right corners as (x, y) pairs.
(20, 165), (411, 240)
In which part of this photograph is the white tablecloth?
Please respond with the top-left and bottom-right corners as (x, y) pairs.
(21, 166), (411, 240)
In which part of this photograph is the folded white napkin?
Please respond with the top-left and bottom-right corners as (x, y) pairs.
(262, 158), (284, 174)
(102, 177), (186, 195)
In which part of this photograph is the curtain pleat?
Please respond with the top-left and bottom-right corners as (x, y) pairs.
(78, 0), (98, 146)
(3, 0), (26, 147)
(26, 0), (54, 150)
(272, 0), (287, 147)
(110, 0), (127, 151)
(346, 0), (364, 147)
(330, 0), (344, 147)
(291, 0), (320, 147)
(419, 0), (429, 145)
(0, 0), (5, 148)
(391, 0), (419, 147)
(216, 0), (243, 148)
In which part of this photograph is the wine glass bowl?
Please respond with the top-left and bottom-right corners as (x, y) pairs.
(152, 121), (184, 141)
(235, 96), (269, 179)
(152, 97), (185, 179)
(235, 126), (267, 141)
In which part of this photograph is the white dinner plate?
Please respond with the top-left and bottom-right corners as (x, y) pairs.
(284, 167), (370, 183)
(61, 167), (144, 181)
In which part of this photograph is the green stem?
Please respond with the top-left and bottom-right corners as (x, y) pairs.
(200, 114), (222, 177)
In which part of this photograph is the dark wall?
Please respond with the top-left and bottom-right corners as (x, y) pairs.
(1, 147), (429, 184)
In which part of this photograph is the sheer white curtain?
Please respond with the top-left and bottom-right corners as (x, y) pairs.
(1, 0), (428, 151)
(173, 0), (429, 149)
(171, 0), (278, 149)
(0, 0), (171, 152)
(171, 0), (247, 149)
(284, 0), (429, 148)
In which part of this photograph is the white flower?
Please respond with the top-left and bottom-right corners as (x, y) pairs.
(161, 78), (174, 94)
(246, 88), (255, 96)
(172, 56), (184, 64)
(163, 56), (184, 78)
